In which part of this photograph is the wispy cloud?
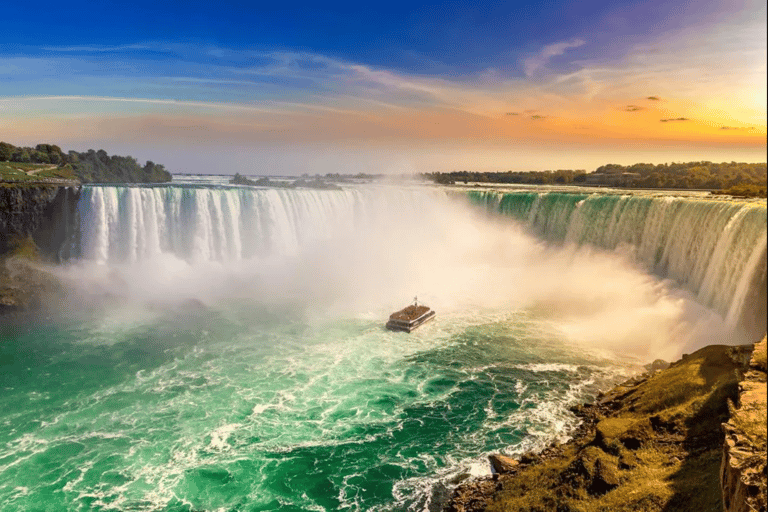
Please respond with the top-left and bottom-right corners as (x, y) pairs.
(523, 39), (586, 77)
(40, 44), (152, 52)
(1, 20), (765, 156)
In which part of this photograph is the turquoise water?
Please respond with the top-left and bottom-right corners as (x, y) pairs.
(0, 303), (630, 511)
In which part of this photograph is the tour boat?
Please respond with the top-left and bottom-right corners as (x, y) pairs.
(386, 299), (435, 332)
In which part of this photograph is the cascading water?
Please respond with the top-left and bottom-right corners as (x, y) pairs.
(2, 181), (765, 511)
(77, 185), (448, 263)
(467, 189), (767, 340)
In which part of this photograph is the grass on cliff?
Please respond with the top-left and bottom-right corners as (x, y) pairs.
(0, 162), (77, 182)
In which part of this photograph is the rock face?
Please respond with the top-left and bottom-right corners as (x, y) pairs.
(721, 338), (767, 512)
(0, 185), (80, 260)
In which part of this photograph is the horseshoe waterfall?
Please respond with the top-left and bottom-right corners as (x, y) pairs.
(1, 182), (765, 512)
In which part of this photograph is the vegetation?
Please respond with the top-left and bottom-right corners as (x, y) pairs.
(0, 141), (171, 184)
(425, 161), (767, 197)
(231, 173), (258, 186)
(426, 169), (587, 185)
(231, 173), (342, 190)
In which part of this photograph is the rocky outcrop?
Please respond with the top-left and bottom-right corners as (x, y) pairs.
(0, 185), (80, 260)
(721, 338), (767, 512)
(447, 343), (762, 512)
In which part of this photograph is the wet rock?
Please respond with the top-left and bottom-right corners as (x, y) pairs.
(446, 478), (498, 512)
(447, 471), (472, 485)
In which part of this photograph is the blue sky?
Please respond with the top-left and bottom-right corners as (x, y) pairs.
(1, 0), (765, 174)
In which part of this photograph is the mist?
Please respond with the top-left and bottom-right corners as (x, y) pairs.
(45, 184), (741, 362)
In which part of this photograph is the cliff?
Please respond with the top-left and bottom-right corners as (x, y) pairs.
(0, 184), (80, 260)
(721, 337), (767, 512)
(0, 184), (78, 314)
(447, 342), (765, 512)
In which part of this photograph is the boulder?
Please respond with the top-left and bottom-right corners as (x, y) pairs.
(489, 454), (519, 474)
(564, 446), (620, 495)
(589, 457), (620, 496)
(644, 359), (670, 373)
(595, 417), (652, 451)
(618, 450), (639, 470)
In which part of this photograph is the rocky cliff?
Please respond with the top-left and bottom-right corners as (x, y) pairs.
(0, 185), (80, 260)
(721, 337), (767, 512)
(447, 342), (765, 512)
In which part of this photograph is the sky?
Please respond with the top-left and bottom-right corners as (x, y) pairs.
(0, 0), (766, 174)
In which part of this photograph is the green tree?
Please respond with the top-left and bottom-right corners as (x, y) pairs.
(0, 142), (15, 161)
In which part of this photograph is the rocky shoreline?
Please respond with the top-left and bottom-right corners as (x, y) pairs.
(446, 340), (767, 512)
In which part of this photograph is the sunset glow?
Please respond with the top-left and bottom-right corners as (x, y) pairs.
(1, 0), (765, 173)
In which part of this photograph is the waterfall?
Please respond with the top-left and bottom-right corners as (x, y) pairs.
(77, 184), (444, 264)
(75, 185), (767, 339)
(467, 190), (767, 339)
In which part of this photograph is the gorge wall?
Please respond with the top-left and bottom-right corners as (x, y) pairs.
(0, 185), (80, 261)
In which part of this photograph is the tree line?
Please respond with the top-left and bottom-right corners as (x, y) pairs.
(426, 169), (588, 185)
(424, 162), (767, 197)
(0, 141), (171, 183)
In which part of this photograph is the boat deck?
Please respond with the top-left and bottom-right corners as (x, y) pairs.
(386, 304), (435, 332)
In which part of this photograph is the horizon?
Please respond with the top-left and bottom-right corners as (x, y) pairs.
(1, 0), (766, 175)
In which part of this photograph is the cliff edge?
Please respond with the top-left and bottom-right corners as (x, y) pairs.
(721, 337), (767, 512)
(447, 342), (765, 512)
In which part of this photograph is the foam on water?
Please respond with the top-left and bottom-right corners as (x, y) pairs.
(0, 306), (637, 511)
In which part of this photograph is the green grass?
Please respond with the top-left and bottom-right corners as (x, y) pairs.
(0, 162), (78, 182)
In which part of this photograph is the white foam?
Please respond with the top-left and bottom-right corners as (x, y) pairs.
(513, 363), (581, 373)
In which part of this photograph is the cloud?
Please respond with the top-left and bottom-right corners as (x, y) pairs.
(530, 114), (547, 120)
(39, 44), (151, 53)
(506, 112), (520, 115)
(646, 96), (661, 101)
(660, 117), (690, 122)
(624, 105), (644, 111)
(523, 39), (586, 77)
